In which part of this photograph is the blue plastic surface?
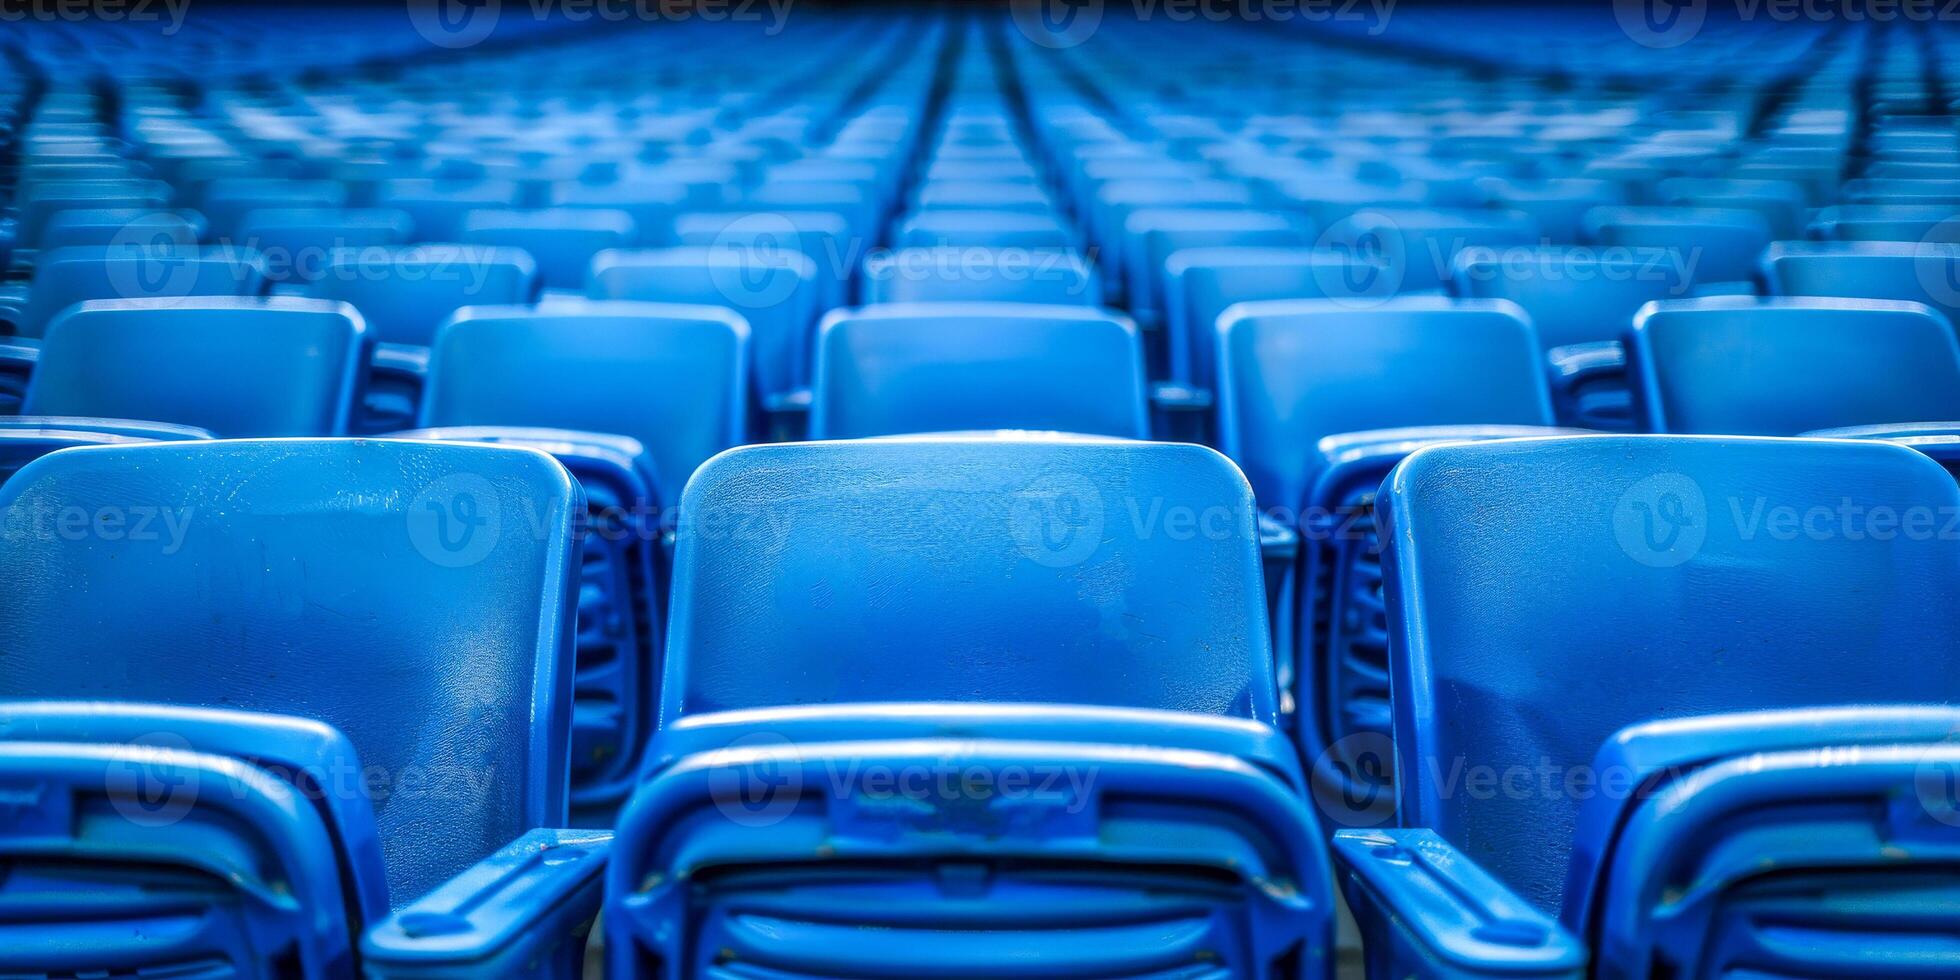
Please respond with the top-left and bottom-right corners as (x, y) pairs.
(1629, 296), (1960, 435)
(421, 300), (749, 503)
(860, 247), (1099, 306)
(309, 245), (540, 347)
(24, 297), (367, 437)
(461, 209), (635, 290)
(1162, 246), (1393, 391)
(0, 416), (212, 483)
(1215, 296), (1556, 513)
(1764, 241), (1960, 327)
(1571, 707), (1960, 977)
(1584, 207), (1773, 286)
(587, 246), (819, 404)
(809, 303), (1149, 439)
(11, 245), (266, 340)
(1335, 830), (1586, 979)
(395, 425), (664, 826)
(1379, 434), (1960, 914)
(664, 435), (1274, 722)
(0, 438), (583, 905)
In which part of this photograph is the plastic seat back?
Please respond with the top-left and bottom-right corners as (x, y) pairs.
(810, 304), (1148, 439)
(1215, 297), (1555, 510)
(16, 246), (265, 340)
(587, 246), (818, 403)
(861, 247), (1099, 305)
(1379, 434), (1960, 913)
(38, 208), (203, 250)
(896, 209), (1075, 249)
(665, 436), (1274, 721)
(309, 245), (539, 347)
(1813, 204), (1960, 243)
(1764, 241), (1960, 327)
(0, 417), (210, 484)
(421, 300), (747, 499)
(461, 208), (635, 290)
(1805, 421), (1960, 478)
(1630, 297), (1960, 434)
(1163, 246), (1393, 389)
(1585, 207), (1773, 285)
(24, 297), (366, 437)
(0, 438), (581, 904)
(1123, 208), (1308, 320)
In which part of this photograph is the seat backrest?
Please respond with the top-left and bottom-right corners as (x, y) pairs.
(1452, 246), (1694, 350)
(421, 300), (747, 498)
(1379, 434), (1960, 913)
(664, 436), (1273, 722)
(39, 208), (203, 250)
(0, 417), (211, 484)
(309, 245), (538, 347)
(1584, 207), (1773, 284)
(1813, 204), (1960, 243)
(1326, 208), (1540, 293)
(587, 246), (818, 400)
(810, 303), (1148, 439)
(377, 179), (522, 241)
(860, 247), (1099, 306)
(0, 438), (581, 904)
(1764, 241), (1960, 327)
(17, 246), (266, 340)
(460, 208), (636, 290)
(24, 297), (366, 437)
(1123, 208), (1307, 316)
(896, 209), (1075, 249)
(1163, 246), (1392, 388)
(1630, 297), (1960, 435)
(1216, 297), (1554, 508)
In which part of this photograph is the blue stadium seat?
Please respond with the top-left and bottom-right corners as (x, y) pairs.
(861, 246), (1098, 305)
(1478, 178), (1625, 243)
(1123, 208), (1308, 326)
(198, 178), (347, 241)
(1322, 208), (1538, 294)
(673, 210), (853, 311)
(1629, 297), (1960, 434)
(0, 438), (604, 977)
(9, 245), (266, 340)
(551, 181), (691, 245)
(1764, 240), (1960, 326)
(24, 297), (366, 437)
(1338, 434), (1960, 976)
(914, 179), (1057, 214)
(1804, 421), (1960, 477)
(20, 179), (173, 244)
(38, 208), (204, 250)
(236, 208), (416, 283)
(810, 303), (1147, 439)
(1453, 247), (1695, 430)
(376, 178), (522, 241)
(895, 208), (1076, 249)
(307, 245), (539, 433)
(1813, 204), (1960, 243)
(1585, 207), (1774, 287)
(608, 436), (1334, 977)
(393, 426), (662, 825)
(461, 209), (636, 291)
(0, 702), (383, 976)
(1657, 176), (1810, 238)
(1214, 297), (1560, 825)
(1161, 246), (1392, 397)
(420, 300), (748, 505)
(587, 246), (819, 419)
(0, 416), (211, 483)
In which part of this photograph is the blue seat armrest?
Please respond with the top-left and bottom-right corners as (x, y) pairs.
(363, 829), (612, 980)
(1334, 829), (1586, 979)
(762, 386), (811, 441)
(0, 340), (39, 412)
(1150, 380), (1213, 412)
(371, 342), (432, 376)
(1257, 509), (1298, 604)
(1545, 341), (1624, 385)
